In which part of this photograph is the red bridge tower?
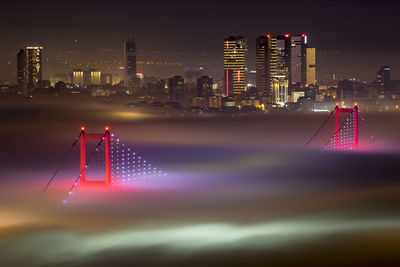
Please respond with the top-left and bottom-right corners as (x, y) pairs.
(334, 104), (358, 150)
(79, 126), (111, 186)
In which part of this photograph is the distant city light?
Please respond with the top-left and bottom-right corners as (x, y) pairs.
(313, 109), (330, 112)
(136, 72), (144, 79)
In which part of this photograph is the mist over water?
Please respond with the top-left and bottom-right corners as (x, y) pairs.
(1, 97), (400, 266)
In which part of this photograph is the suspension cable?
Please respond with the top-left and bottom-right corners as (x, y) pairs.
(62, 133), (106, 203)
(40, 133), (81, 198)
(304, 110), (334, 148)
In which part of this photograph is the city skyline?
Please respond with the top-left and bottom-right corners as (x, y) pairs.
(7, 36), (399, 111)
(1, 1), (400, 83)
(2, 34), (399, 85)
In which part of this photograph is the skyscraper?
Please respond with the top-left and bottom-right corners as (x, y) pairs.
(263, 34), (315, 104)
(289, 34), (307, 86)
(376, 66), (391, 97)
(17, 46), (43, 95)
(72, 70), (84, 87)
(26, 47), (43, 89)
(267, 35), (289, 105)
(224, 36), (246, 96)
(305, 47), (316, 86)
(123, 36), (137, 87)
(89, 70), (101, 85)
(17, 49), (26, 91)
(256, 36), (268, 95)
(168, 75), (184, 103)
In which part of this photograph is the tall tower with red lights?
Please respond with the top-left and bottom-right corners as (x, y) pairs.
(262, 33), (314, 105)
(224, 36), (247, 96)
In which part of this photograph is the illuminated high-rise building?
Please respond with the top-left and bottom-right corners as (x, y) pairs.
(289, 34), (307, 86)
(376, 66), (391, 97)
(224, 36), (246, 96)
(264, 34), (314, 104)
(72, 70), (84, 87)
(305, 48), (316, 86)
(17, 46), (43, 95)
(26, 47), (43, 89)
(89, 70), (101, 85)
(123, 36), (137, 87)
(266, 35), (289, 105)
(256, 36), (268, 95)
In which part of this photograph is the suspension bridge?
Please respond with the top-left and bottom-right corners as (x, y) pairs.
(42, 104), (373, 203)
(41, 126), (166, 204)
(304, 103), (374, 150)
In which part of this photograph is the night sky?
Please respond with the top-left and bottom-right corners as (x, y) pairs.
(1, 0), (400, 82)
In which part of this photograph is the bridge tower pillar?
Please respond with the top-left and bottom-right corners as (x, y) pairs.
(105, 127), (111, 186)
(80, 127), (86, 183)
(335, 105), (339, 148)
(334, 104), (359, 150)
(354, 104), (358, 148)
(79, 126), (111, 186)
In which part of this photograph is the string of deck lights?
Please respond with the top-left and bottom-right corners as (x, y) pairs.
(110, 134), (166, 187)
(61, 130), (167, 205)
(324, 113), (355, 151)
